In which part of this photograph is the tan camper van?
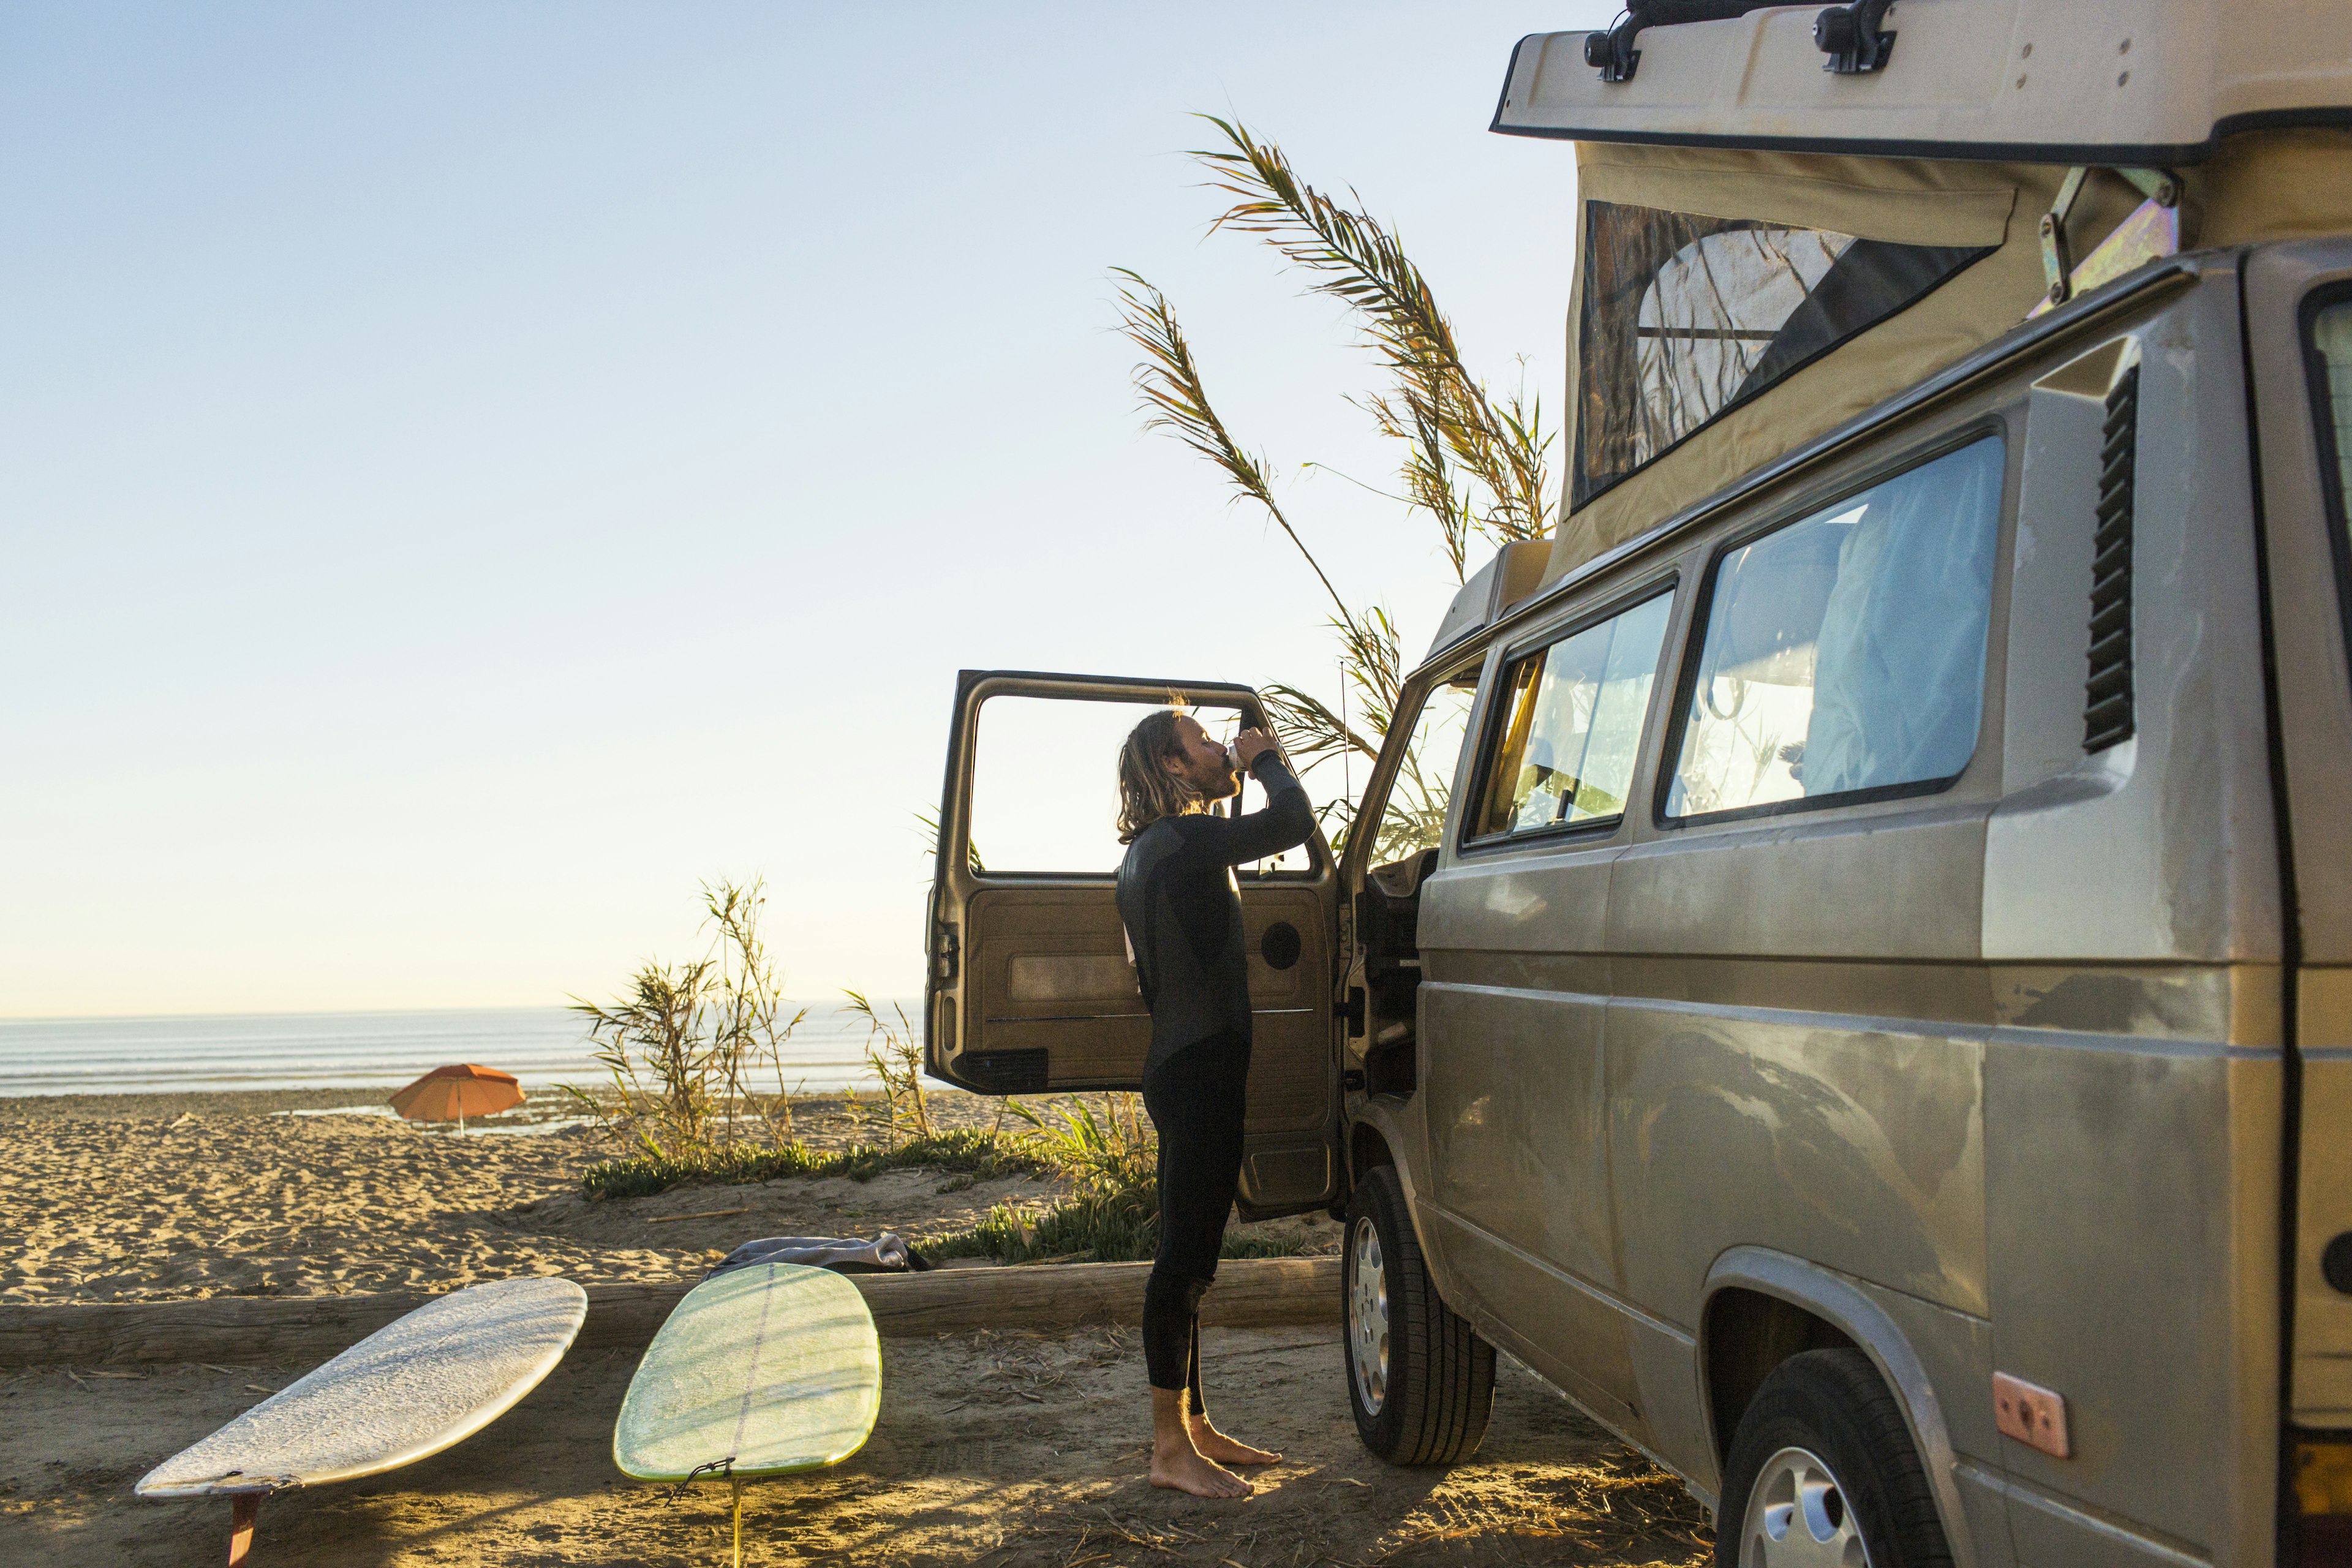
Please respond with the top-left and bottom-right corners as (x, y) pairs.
(925, 4), (2352, 1563)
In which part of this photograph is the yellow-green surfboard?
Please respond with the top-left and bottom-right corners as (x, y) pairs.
(614, 1263), (881, 1482)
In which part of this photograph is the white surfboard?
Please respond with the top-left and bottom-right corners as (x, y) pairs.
(138, 1276), (587, 1563)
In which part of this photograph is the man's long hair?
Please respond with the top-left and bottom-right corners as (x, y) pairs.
(1116, 709), (1197, 844)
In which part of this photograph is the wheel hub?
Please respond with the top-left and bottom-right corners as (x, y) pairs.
(1740, 1446), (1870, 1568)
(1348, 1216), (1389, 1415)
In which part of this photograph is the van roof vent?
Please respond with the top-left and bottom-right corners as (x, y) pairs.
(2083, 365), (2139, 753)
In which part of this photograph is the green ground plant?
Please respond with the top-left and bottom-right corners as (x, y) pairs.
(845, 990), (933, 1145)
(581, 1126), (1050, 1201)
(580, 1085), (1317, 1263)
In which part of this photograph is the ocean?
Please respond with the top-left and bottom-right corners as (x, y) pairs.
(0, 1001), (919, 1098)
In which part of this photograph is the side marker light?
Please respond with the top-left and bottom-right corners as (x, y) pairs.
(1993, 1371), (2070, 1459)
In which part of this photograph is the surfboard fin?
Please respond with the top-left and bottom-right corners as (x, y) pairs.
(227, 1494), (260, 1567)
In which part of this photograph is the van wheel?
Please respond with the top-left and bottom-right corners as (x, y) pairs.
(1717, 1349), (1952, 1568)
(1343, 1164), (1493, 1464)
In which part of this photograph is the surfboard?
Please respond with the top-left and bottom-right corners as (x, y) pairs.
(613, 1261), (881, 1484)
(137, 1276), (587, 1564)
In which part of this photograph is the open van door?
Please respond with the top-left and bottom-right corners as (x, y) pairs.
(924, 669), (1342, 1216)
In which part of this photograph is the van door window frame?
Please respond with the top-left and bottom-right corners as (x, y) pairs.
(1652, 420), (2010, 830)
(1455, 570), (1681, 855)
(956, 684), (1325, 884)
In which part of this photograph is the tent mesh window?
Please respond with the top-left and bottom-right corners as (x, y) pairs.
(2084, 366), (2140, 753)
(1573, 201), (1992, 509)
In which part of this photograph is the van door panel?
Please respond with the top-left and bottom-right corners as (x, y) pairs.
(1415, 845), (1639, 1412)
(965, 886), (1147, 1083)
(929, 669), (1342, 1215)
(1236, 886), (1335, 1139)
(1421, 981), (1615, 1287)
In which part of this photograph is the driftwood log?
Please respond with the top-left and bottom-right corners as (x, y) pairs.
(0, 1256), (1339, 1368)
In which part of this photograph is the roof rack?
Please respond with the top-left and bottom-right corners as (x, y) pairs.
(1583, 2), (1891, 86)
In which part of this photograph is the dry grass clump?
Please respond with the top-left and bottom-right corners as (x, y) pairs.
(563, 878), (806, 1156)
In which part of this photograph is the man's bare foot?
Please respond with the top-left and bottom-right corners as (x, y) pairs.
(1150, 1438), (1253, 1499)
(1185, 1421), (1282, 1467)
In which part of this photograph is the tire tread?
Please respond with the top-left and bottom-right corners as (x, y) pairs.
(1345, 1167), (1493, 1466)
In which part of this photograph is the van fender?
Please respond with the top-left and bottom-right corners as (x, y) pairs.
(1343, 1098), (1458, 1303)
(1702, 1248), (1980, 1568)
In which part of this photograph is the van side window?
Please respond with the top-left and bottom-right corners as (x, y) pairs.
(2310, 298), (2352, 662)
(1664, 435), (2004, 822)
(1355, 672), (1477, 866)
(1470, 591), (1674, 839)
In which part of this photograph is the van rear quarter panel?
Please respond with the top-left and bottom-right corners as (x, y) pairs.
(1977, 273), (2283, 1566)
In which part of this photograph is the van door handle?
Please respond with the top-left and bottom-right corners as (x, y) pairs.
(934, 925), (960, 984)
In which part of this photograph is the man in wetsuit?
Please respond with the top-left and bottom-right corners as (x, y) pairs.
(1114, 709), (1315, 1499)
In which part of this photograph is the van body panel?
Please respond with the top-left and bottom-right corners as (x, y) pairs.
(1607, 998), (1989, 1317)
(1953, 1464), (2021, 1568)
(1412, 807), (1642, 1408)
(1985, 1041), (2282, 1559)
(1608, 806), (1989, 962)
(1983, 279), (2283, 968)
(1417, 1202), (1646, 1436)
(1997, 1480), (2212, 1568)
(1964, 266), (2286, 1567)
(2244, 240), (2352, 1431)
(1622, 1311), (1714, 1501)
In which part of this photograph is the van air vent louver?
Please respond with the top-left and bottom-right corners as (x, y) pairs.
(2083, 366), (2139, 753)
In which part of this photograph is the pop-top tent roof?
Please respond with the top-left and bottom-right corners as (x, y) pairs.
(1493, 0), (2352, 165)
(1489, 0), (2352, 591)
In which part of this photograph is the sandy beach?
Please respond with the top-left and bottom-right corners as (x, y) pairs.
(0, 1090), (1709, 1565)
(0, 1088), (1332, 1306)
(5, 1325), (1710, 1568)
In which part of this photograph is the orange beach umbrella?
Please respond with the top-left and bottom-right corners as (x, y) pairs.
(388, 1064), (524, 1131)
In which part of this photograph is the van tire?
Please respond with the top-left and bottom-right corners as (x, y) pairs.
(1342, 1164), (1493, 1465)
(1716, 1348), (1953, 1568)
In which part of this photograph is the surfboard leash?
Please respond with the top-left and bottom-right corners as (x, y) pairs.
(660, 1455), (736, 1503)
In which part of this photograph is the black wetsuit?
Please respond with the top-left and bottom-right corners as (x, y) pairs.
(1115, 752), (1314, 1397)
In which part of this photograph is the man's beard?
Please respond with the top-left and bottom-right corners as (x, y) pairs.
(1194, 758), (1240, 802)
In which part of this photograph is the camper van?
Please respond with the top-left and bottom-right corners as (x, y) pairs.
(925, 4), (2352, 1564)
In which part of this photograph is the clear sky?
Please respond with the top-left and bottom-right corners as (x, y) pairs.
(1, 2), (1610, 1019)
